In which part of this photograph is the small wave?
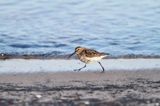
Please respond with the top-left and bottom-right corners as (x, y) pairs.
(0, 53), (160, 60)
(71, 38), (87, 43)
(54, 44), (68, 48)
(8, 44), (52, 48)
(108, 42), (119, 45)
(9, 44), (32, 48)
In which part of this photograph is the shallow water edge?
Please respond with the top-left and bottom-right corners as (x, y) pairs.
(1, 53), (160, 60)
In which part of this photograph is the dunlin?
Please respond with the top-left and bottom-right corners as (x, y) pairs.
(68, 46), (109, 72)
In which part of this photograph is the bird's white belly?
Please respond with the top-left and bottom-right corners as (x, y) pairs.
(86, 56), (106, 62)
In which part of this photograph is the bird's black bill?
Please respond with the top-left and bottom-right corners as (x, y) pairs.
(68, 52), (76, 59)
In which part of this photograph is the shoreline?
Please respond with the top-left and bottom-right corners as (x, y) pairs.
(0, 70), (160, 106)
(1, 53), (160, 60)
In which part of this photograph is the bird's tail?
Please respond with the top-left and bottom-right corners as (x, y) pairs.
(101, 52), (110, 56)
(100, 53), (110, 58)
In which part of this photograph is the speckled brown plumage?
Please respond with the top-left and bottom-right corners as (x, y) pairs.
(68, 46), (110, 72)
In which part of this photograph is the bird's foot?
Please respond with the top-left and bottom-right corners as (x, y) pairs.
(74, 69), (81, 72)
(74, 69), (77, 71)
(101, 70), (105, 73)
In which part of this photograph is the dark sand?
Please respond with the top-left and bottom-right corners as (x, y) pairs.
(0, 70), (160, 106)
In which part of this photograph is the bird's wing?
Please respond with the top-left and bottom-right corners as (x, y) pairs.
(83, 49), (103, 57)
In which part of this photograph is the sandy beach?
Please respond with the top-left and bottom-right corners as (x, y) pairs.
(1, 0), (160, 105)
(0, 70), (160, 106)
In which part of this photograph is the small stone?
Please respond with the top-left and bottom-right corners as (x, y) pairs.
(84, 101), (90, 105)
(35, 94), (42, 98)
(155, 103), (159, 106)
(1, 53), (4, 56)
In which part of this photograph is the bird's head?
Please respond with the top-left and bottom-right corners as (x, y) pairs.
(75, 46), (85, 54)
(68, 46), (85, 58)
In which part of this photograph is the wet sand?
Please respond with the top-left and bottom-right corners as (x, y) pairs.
(0, 70), (160, 106)
(1, 58), (160, 73)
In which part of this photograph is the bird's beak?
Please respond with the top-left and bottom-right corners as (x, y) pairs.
(68, 51), (76, 59)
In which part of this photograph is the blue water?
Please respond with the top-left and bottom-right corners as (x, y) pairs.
(0, 0), (160, 56)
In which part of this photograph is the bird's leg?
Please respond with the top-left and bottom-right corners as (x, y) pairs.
(98, 62), (105, 73)
(74, 64), (86, 72)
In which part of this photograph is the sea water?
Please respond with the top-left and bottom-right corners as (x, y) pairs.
(0, 0), (160, 56)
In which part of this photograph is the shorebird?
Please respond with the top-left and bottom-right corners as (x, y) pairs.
(68, 46), (110, 72)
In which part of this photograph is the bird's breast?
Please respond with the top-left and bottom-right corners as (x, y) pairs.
(77, 55), (90, 63)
